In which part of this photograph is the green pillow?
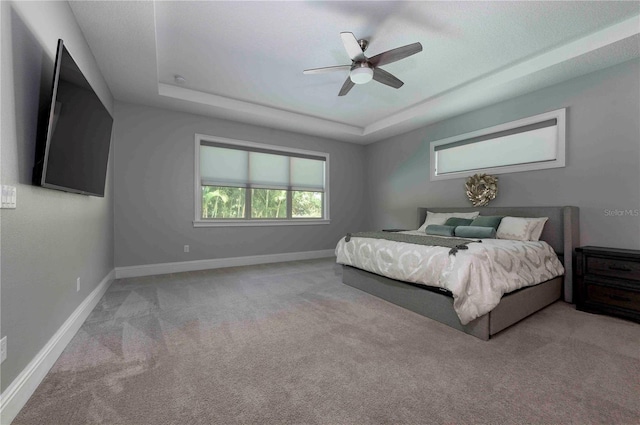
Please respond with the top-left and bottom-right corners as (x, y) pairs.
(425, 224), (455, 237)
(455, 226), (497, 239)
(444, 217), (473, 227)
(470, 215), (504, 230)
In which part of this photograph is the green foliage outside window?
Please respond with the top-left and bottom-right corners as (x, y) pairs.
(292, 191), (322, 218)
(202, 186), (323, 219)
(251, 189), (287, 218)
(202, 186), (245, 219)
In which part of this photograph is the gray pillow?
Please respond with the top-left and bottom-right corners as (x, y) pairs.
(455, 225), (497, 239)
(425, 224), (456, 237)
(444, 217), (474, 227)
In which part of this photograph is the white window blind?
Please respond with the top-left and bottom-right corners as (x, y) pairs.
(200, 146), (248, 187)
(291, 157), (325, 191)
(436, 120), (558, 174)
(200, 144), (326, 191)
(430, 108), (566, 181)
(250, 152), (290, 188)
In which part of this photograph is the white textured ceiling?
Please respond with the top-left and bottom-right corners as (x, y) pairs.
(69, 1), (640, 144)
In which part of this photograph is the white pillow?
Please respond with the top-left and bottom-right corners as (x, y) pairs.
(417, 211), (480, 232)
(496, 217), (549, 241)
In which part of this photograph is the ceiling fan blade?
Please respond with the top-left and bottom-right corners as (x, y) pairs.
(303, 65), (351, 75)
(373, 68), (404, 89)
(338, 76), (355, 96)
(340, 32), (365, 61)
(369, 42), (423, 67)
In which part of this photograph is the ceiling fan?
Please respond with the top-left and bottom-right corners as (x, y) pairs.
(303, 32), (423, 96)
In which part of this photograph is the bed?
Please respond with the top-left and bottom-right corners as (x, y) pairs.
(337, 206), (580, 340)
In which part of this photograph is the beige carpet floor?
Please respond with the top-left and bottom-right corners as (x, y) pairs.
(12, 258), (640, 424)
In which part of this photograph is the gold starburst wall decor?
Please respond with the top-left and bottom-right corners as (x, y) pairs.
(465, 173), (498, 207)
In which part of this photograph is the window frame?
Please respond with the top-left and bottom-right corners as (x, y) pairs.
(430, 108), (566, 181)
(194, 134), (330, 227)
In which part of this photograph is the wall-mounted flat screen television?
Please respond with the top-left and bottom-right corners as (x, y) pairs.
(33, 39), (113, 197)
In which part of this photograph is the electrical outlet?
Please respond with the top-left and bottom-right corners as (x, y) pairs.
(184, 245), (190, 253)
(76, 277), (80, 292)
(1, 336), (7, 364)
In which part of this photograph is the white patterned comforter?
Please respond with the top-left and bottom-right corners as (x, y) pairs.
(335, 231), (564, 325)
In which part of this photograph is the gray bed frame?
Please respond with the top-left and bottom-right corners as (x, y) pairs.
(342, 206), (580, 340)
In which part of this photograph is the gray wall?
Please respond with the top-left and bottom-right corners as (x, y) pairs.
(365, 59), (640, 250)
(112, 102), (367, 267)
(1, 1), (114, 393)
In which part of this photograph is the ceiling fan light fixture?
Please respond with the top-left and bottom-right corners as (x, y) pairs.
(350, 64), (374, 84)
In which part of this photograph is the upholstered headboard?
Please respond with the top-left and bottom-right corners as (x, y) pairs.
(417, 206), (580, 302)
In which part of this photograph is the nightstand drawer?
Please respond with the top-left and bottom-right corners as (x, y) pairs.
(586, 283), (640, 312)
(586, 257), (640, 281)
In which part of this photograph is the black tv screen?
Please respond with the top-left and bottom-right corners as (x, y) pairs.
(33, 39), (113, 197)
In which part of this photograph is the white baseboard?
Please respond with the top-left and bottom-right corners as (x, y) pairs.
(115, 249), (336, 279)
(0, 270), (114, 425)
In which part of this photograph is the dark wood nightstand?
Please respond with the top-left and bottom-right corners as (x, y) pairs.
(575, 246), (640, 323)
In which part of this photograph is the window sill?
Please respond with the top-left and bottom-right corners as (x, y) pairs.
(193, 219), (331, 228)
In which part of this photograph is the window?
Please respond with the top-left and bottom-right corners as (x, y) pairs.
(194, 134), (329, 226)
(430, 108), (566, 181)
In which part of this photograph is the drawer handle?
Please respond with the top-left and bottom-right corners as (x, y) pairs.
(608, 294), (631, 302)
(608, 265), (632, 272)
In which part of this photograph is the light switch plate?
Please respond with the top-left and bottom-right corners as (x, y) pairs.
(1, 185), (17, 209)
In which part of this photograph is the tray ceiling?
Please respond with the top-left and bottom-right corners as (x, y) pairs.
(69, 1), (640, 144)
